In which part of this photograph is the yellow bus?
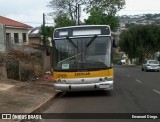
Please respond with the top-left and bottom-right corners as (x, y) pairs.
(53, 25), (114, 92)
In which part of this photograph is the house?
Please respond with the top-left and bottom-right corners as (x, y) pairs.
(28, 27), (52, 48)
(28, 27), (53, 71)
(0, 16), (32, 52)
(28, 27), (41, 47)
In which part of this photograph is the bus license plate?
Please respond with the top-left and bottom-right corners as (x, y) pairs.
(99, 84), (109, 88)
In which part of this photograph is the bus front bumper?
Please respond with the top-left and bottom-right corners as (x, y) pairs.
(54, 81), (113, 92)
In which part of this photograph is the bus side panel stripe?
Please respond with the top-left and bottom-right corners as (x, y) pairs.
(53, 69), (113, 79)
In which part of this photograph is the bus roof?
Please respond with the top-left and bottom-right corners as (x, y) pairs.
(55, 25), (110, 30)
(53, 25), (111, 39)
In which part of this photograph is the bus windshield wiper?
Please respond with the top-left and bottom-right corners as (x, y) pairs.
(66, 36), (77, 48)
(86, 35), (97, 48)
(58, 53), (82, 64)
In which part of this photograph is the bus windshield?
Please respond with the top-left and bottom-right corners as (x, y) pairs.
(54, 36), (111, 70)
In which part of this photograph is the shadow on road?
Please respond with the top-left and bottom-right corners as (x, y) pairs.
(61, 90), (113, 98)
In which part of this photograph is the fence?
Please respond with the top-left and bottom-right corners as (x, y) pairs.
(0, 43), (45, 81)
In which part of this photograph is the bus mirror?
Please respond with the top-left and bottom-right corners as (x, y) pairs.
(46, 48), (50, 56)
(112, 39), (117, 48)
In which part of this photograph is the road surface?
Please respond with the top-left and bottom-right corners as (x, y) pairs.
(40, 66), (160, 122)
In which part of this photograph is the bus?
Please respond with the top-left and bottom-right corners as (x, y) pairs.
(53, 25), (114, 92)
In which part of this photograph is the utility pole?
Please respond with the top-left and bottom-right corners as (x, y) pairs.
(43, 13), (45, 26)
(43, 13), (50, 56)
(77, 4), (80, 25)
(76, 4), (81, 25)
(43, 13), (46, 46)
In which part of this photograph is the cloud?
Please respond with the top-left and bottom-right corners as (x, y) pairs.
(1, 0), (160, 26)
(117, 0), (160, 15)
(0, 0), (53, 27)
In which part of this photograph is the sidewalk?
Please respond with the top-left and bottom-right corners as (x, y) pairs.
(0, 77), (57, 122)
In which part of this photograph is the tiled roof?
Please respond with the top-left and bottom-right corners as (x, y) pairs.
(0, 16), (32, 28)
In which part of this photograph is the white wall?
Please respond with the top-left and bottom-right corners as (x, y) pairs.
(0, 24), (5, 52)
(6, 27), (29, 45)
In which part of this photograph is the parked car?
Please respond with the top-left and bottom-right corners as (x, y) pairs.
(117, 61), (126, 65)
(142, 60), (160, 72)
(117, 61), (123, 65)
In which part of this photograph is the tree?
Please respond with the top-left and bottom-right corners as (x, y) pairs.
(40, 12), (76, 55)
(41, 25), (55, 46)
(119, 24), (160, 64)
(84, 0), (125, 15)
(47, 0), (85, 22)
(47, 0), (125, 23)
(40, 12), (76, 46)
(40, 25), (56, 56)
(54, 11), (76, 28)
(84, 7), (119, 31)
(84, 8), (103, 24)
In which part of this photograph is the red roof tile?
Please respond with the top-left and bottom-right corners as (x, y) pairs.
(0, 16), (32, 28)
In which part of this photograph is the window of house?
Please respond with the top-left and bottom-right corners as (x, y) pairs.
(6, 33), (11, 43)
(22, 33), (27, 42)
(14, 33), (19, 43)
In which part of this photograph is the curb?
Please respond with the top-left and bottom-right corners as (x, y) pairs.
(19, 92), (58, 122)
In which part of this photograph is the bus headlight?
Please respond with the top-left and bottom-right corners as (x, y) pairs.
(56, 79), (61, 83)
(99, 78), (103, 81)
(63, 80), (67, 83)
(104, 77), (113, 81)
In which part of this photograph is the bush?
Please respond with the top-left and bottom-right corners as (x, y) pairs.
(20, 68), (34, 81)
(6, 59), (19, 80)
(5, 51), (44, 81)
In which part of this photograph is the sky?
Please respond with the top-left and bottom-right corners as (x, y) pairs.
(0, 0), (160, 27)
